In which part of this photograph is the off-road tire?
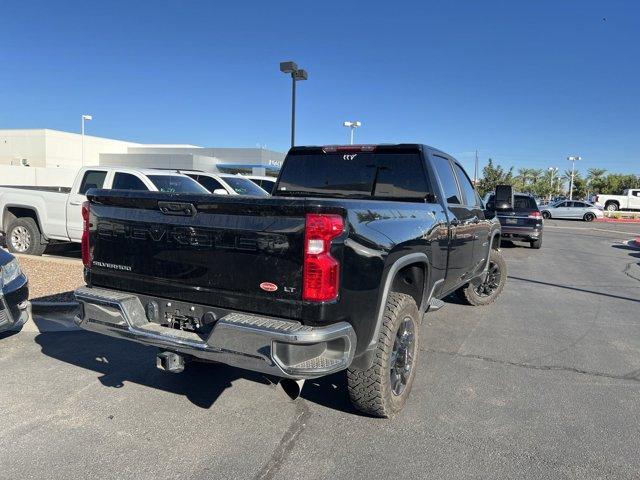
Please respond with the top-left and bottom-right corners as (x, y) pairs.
(347, 292), (420, 418)
(530, 237), (542, 249)
(457, 248), (507, 306)
(6, 218), (47, 256)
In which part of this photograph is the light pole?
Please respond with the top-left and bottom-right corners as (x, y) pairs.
(81, 114), (92, 166)
(548, 167), (558, 201)
(280, 61), (308, 148)
(343, 121), (361, 145)
(567, 155), (581, 200)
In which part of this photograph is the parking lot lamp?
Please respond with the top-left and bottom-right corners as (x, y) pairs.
(343, 121), (361, 145)
(548, 167), (558, 200)
(567, 155), (581, 200)
(280, 61), (308, 149)
(81, 114), (93, 166)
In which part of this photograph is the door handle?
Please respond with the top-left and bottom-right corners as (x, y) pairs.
(69, 201), (82, 206)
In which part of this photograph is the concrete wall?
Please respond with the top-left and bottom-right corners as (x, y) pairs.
(0, 129), (140, 169)
(0, 129), (47, 167)
(44, 129), (137, 168)
(99, 153), (204, 170)
(0, 165), (78, 187)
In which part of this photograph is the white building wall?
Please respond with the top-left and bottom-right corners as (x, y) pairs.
(99, 153), (201, 170)
(44, 129), (139, 168)
(0, 129), (47, 167)
(0, 165), (77, 187)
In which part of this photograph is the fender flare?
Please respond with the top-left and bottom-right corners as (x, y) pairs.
(351, 252), (430, 370)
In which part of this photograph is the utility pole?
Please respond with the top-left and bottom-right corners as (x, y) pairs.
(81, 114), (92, 166)
(474, 150), (479, 185)
(567, 155), (581, 200)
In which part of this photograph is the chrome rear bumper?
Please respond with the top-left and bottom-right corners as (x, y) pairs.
(74, 287), (356, 380)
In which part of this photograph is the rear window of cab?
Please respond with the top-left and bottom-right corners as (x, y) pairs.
(486, 194), (538, 211)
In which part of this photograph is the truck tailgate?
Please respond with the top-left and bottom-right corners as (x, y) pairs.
(87, 192), (310, 319)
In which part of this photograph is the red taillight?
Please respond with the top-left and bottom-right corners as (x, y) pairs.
(595, 195), (599, 203)
(303, 214), (344, 302)
(81, 201), (91, 267)
(528, 211), (542, 219)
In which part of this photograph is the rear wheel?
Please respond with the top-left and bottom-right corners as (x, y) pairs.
(6, 218), (47, 256)
(605, 202), (618, 211)
(347, 292), (420, 418)
(542, 211), (551, 219)
(457, 249), (507, 306)
(530, 237), (542, 249)
(583, 212), (596, 222)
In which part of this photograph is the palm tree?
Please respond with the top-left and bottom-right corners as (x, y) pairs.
(529, 169), (543, 184)
(587, 168), (607, 194)
(587, 168), (607, 180)
(517, 168), (532, 191)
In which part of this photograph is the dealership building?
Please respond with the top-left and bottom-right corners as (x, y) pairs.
(0, 129), (284, 186)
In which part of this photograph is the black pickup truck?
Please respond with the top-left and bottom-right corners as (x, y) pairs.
(74, 144), (504, 417)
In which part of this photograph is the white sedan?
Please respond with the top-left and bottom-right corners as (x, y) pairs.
(540, 200), (604, 222)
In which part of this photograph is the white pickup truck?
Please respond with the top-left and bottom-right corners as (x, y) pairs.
(594, 189), (640, 212)
(0, 166), (207, 255)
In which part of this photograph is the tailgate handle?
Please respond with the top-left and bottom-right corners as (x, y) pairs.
(158, 201), (197, 216)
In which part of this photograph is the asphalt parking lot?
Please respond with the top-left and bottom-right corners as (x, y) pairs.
(1, 220), (639, 479)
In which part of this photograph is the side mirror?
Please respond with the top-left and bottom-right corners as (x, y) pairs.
(212, 189), (229, 195)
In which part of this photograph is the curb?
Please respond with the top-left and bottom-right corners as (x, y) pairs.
(624, 262), (640, 282)
(595, 218), (640, 224)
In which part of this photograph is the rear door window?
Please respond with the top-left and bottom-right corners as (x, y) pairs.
(452, 163), (479, 206)
(79, 170), (107, 194)
(112, 173), (148, 191)
(432, 155), (461, 204)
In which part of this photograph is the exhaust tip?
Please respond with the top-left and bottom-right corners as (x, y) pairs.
(276, 379), (305, 401)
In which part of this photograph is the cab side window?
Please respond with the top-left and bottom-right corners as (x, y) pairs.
(432, 155), (461, 204)
(112, 173), (148, 191)
(79, 170), (107, 194)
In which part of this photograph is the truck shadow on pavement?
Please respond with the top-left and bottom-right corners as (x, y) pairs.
(34, 330), (359, 414)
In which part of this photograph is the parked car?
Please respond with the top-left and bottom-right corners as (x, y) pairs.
(0, 167), (208, 255)
(244, 175), (276, 194)
(74, 143), (504, 418)
(593, 189), (640, 211)
(180, 171), (269, 196)
(485, 192), (543, 248)
(0, 249), (29, 333)
(540, 200), (604, 222)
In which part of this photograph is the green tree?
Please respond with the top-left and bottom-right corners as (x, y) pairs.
(477, 158), (515, 196)
(587, 168), (607, 194)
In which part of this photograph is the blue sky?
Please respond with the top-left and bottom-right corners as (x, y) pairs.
(1, 0), (638, 175)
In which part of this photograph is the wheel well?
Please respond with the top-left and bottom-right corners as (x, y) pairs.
(390, 263), (426, 309)
(605, 200), (619, 206)
(3, 207), (41, 233)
